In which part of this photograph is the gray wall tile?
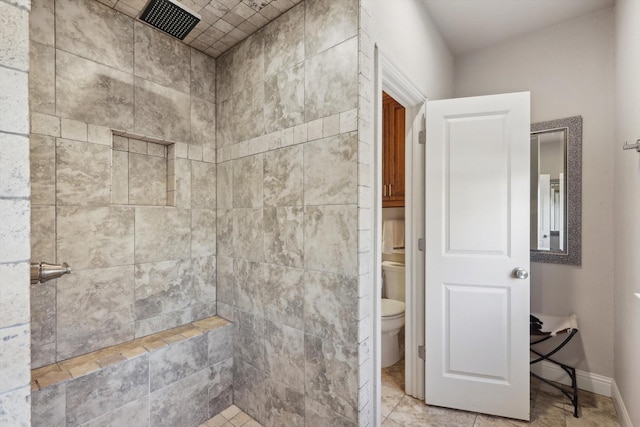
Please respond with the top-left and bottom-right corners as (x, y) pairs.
(264, 3), (303, 77)
(216, 209), (234, 257)
(191, 97), (216, 149)
(30, 205), (55, 263)
(305, 335), (358, 421)
(235, 259), (264, 315)
(208, 323), (234, 365)
(29, 134), (55, 205)
(216, 161), (233, 209)
(66, 356), (149, 426)
(304, 270), (358, 345)
(304, 398), (356, 427)
(233, 154), (263, 208)
(150, 370), (209, 427)
(304, 205), (358, 276)
(135, 303), (214, 338)
(264, 63), (304, 133)
(128, 153), (167, 206)
(304, 0), (358, 57)
(191, 48), (216, 102)
(134, 207), (191, 263)
(192, 209), (217, 257)
(30, 0), (55, 46)
(264, 206), (303, 268)
(29, 41), (55, 114)
(191, 161), (217, 209)
(134, 77), (191, 142)
(216, 96), (235, 148)
(193, 256), (217, 303)
(134, 21), (190, 93)
(57, 266), (135, 358)
(111, 150), (129, 205)
(234, 208), (264, 262)
(134, 259), (193, 320)
(56, 50), (134, 130)
(150, 334), (208, 392)
(209, 358), (233, 409)
(78, 397), (149, 427)
(57, 327), (134, 361)
(232, 83), (265, 143)
(57, 206), (134, 271)
(31, 382), (66, 427)
(234, 359), (266, 423)
(30, 281), (56, 363)
(263, 145), (303, 207)
(303, 133), (358, 205)
(262, 264), (304, 330)
(304, 37), (358, 122)
(264, 321), (304, 392)
(216, 255), (235, 306)
(263, 378), (304, 427)
(55, 0), (133, 72)
(56, 138), (111, 206)
(234, 309), (266, 372)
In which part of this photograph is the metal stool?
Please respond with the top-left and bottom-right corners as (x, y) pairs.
(530, 313), (579, 418)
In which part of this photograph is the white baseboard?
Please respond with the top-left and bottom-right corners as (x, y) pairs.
(612, 380), (633, 427)
(531, 361), (612, 397)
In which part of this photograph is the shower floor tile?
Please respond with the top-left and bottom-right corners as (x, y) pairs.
(199, 405), (262, 427)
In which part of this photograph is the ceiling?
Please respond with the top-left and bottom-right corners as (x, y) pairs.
(423, 0), (615, 56)
(97, 0), (300, 58)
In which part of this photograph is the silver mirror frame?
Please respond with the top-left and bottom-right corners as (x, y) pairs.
(530, 116), (582, 266)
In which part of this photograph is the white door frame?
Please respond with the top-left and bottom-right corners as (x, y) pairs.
(373, 47), (427, 425)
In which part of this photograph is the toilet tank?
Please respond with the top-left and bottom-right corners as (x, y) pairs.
(382, 261), (405, 302)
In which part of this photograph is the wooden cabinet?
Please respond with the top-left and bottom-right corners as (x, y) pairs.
(382, 92), (405, 207)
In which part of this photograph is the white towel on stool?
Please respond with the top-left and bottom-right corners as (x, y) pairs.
(382, 219), (404, 253)
(532, 313), (578, 336)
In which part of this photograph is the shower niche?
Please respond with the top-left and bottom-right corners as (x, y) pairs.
(111, 132), (175, 207)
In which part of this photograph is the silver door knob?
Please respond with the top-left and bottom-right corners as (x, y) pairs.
(512, 267), (529, 279)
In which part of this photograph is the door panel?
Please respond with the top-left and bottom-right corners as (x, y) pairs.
(447, 113), (509, 254)
(425, 92), (530, 420)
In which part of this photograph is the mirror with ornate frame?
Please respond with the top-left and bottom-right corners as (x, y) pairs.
(530, 116), (582, 265)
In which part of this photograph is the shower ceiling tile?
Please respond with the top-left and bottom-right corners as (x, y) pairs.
(92, 0), (302, 58)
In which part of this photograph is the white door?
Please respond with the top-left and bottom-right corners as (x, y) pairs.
(425, 92), (531, 420)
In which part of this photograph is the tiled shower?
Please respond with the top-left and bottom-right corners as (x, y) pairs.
(1, 0), (376, 425)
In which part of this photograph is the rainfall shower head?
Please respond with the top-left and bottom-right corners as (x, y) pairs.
(139, 0), (201, 40)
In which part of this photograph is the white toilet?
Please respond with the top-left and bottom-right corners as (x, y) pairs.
(381, 260), (406, 368)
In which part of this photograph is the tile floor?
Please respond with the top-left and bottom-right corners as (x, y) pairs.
(199, 361), (622, 427)
(381, 358), (622, 426)
(199, 405), (262, 427)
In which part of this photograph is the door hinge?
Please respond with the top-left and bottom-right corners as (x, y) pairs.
(418, 238), (425, 252)
(418, 345), (425, 360)
(418, 130), (426, 145)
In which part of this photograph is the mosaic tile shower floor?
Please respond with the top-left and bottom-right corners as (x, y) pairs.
(381, 358), (622, 427)
(199, 404), (262, 427)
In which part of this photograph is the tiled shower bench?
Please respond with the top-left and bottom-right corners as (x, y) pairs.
(31, 316), (234, 427)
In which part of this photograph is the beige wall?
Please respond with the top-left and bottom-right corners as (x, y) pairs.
(614, 1), (640, 424)
(455, 8), (615, 378)
(29, 0), (218, 367)
(0, 0), (32, 424)
(372, 0), (455, 101)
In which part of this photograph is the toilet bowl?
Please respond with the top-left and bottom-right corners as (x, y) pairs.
(381, 298), (406, 367)
(381, 261), (406, 368)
